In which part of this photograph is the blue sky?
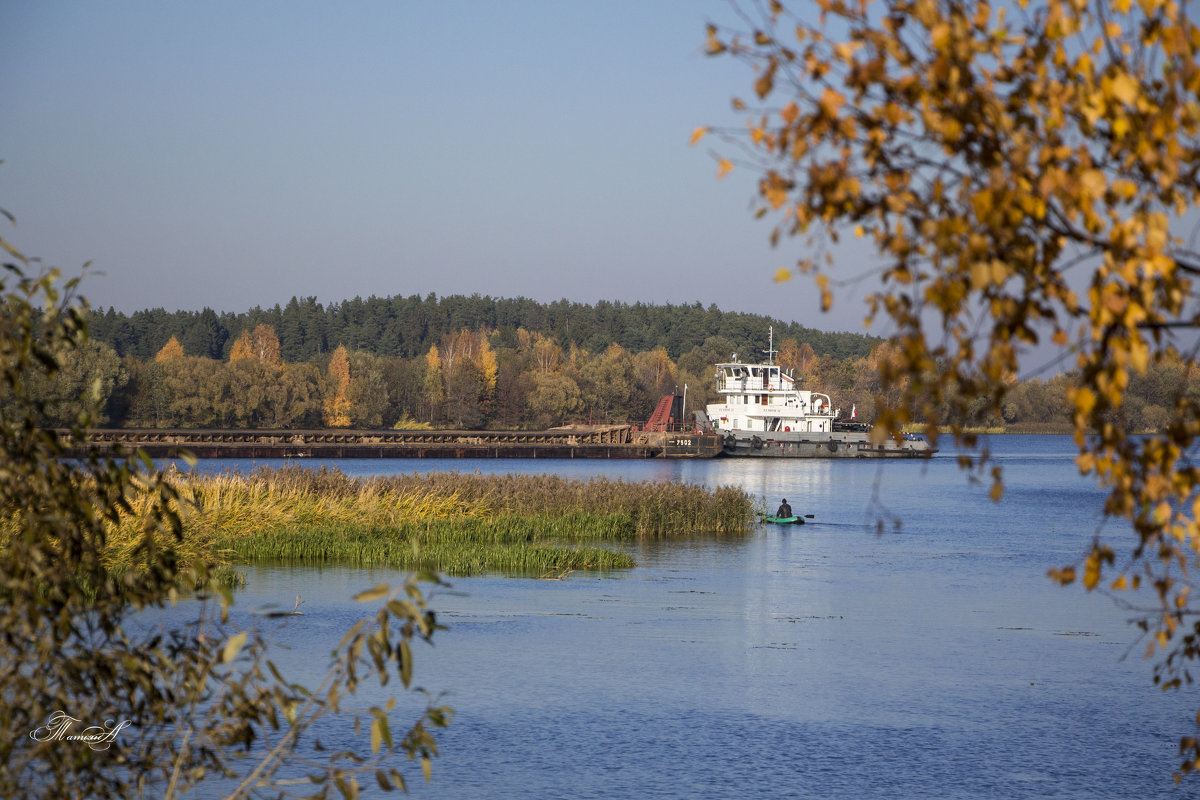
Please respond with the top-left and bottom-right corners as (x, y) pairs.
(1, 1), (877, 334)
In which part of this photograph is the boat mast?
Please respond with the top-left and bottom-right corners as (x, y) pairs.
(764, 325), (777, 366)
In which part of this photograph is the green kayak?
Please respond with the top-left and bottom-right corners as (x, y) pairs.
(761, 515), (805, 525)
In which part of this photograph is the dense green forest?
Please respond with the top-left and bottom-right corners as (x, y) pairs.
(87, 295), (875, 363)
(14, 294), (1189, 434)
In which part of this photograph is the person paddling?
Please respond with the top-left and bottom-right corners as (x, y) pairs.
(776, 498), (792, 518)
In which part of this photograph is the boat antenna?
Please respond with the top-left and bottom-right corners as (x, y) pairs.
(763, 325), (777, 365)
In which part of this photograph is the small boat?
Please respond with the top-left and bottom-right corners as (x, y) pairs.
(760, 514), (806, 525)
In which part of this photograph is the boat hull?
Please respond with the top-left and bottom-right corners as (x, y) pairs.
(719, 430), (932, 459)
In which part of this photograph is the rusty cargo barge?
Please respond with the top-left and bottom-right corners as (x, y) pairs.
(71, 425), (724, 460)
(67, 393), (723, 460)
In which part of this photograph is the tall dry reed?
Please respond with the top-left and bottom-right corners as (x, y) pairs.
(101, 466), (756, 577)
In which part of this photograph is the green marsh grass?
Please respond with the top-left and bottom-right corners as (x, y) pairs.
(103, 466), (756, 577)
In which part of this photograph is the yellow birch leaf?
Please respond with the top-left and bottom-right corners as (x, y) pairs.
(833, 41), (861, 61)
(1050, 566), (1077, 585)
(1076, 52), (1094, 79)
(706, 25), (726, 56)
(690, 127), (707, 146)
(774, 267), (793, 282)
(717, 159), (734, 179)
(819, 87), (846, 117)
(1083, 549), (1102, 590)
(1109, 71), (1139, 106)
(1112, 574), (1128, 590)
(765, 184), (788, 209)
(1080, 169), (1107, 197)
(989, 260), (1009, 286)
(400, 639), (413, 687)
(1103, 290), (1127, 315)
(354, 583), (391, 602)
(1129, 339), (1149, 373)
(1112, 179), (1138, 199)
(755, 72), (774, 99)
(222, 631), (248, 664)
(970, 261), (991, 289)
(816, 273), (832, 311)
(972, 190), (993, 221)
(931, 22), (951, 49)
(1073, 386), (1097, 417)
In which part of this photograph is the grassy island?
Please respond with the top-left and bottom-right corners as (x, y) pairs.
(104, 467), (759, 578)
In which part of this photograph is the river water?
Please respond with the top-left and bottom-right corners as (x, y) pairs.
(200, 436), (1198, 798)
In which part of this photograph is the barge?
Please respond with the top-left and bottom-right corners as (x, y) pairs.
(64, 425), (723, 460)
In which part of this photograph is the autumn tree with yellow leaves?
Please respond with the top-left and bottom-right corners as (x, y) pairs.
(154, 335), (185, 362)
(229, 323), (282, 365)
(701, 0), (1200, 775)
(323, 345), (352, 427)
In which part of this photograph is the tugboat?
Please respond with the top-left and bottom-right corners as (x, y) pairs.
(699, 329), (933, 459)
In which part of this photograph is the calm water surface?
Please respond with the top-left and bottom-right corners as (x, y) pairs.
(198, 436), (1198, 798)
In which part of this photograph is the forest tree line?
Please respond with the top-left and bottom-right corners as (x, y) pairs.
(86, 294), (876, 363)
(16, 295), (1196, 433)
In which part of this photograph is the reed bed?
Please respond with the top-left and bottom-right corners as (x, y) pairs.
(353, 470), (757, 537)
(215, 523), (634, 576)
(103, 466), (757, 577)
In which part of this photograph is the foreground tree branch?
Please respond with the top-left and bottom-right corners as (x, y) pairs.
(700, 0), (1200, 778)
(0, 223), (450, 798)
